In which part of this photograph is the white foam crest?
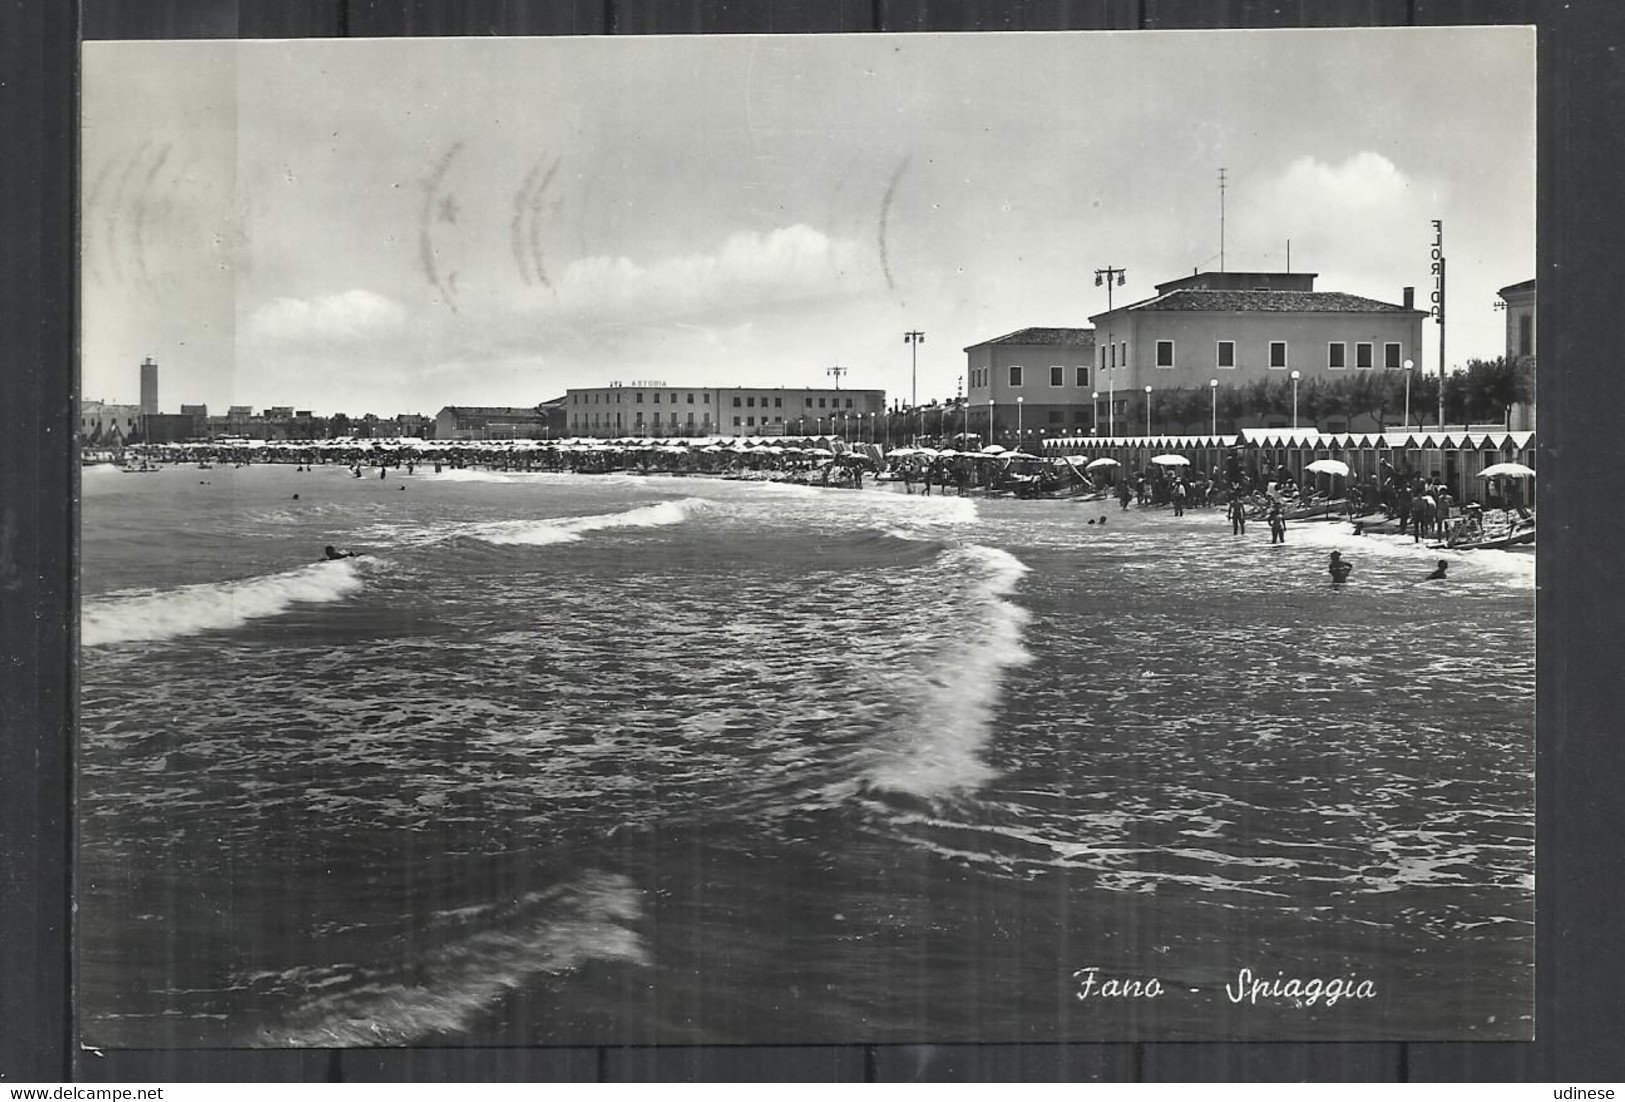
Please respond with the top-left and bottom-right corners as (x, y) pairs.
(262, 871), (647, 1046)
(82, 560), (367, 647)
(81, 463), (125, 477)
(857, 544), (1033, 798)
(419, 468), (542, 484)
(475, 497), (707, 546)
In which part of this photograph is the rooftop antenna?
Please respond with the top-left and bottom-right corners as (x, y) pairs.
(1218, 167), (1227, 273)
(827, 365), (848, 390)
(1287, 238), (1291, 273)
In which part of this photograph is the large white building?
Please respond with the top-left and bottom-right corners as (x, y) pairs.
(564, 383), (886, 438)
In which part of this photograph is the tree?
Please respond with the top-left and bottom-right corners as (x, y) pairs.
(328, 412), (351, 439)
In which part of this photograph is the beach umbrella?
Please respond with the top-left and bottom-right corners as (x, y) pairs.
(1306, 458), (1351, 477)
(980, 444), (1009, 455)
(1150, 454), (1190, 466)
(1478, 462), (1536, 479)
(1084, 457), (1120, 471)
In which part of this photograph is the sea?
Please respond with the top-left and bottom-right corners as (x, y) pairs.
(77, 461), (1536, 1046)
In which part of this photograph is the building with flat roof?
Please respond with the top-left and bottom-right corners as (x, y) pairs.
(564, 383), (886, 439)
(434, 405), (554, 440)
(964, 328), (1097, 449)
(1497, 278), (1536, 431)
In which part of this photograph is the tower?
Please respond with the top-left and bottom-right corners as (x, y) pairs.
(139, 357), (159, 416)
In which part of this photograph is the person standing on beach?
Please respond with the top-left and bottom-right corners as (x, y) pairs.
(1228, 495), (1246, 535)
(1268, 503), (1286, 544)
(1117, 480), (1132, 511)
(1172, 479), (1187, 517)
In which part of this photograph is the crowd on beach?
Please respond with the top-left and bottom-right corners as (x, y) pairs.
(103, 435), (1531, 559)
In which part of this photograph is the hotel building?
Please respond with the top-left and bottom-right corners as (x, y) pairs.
(564, 383), (886, 438)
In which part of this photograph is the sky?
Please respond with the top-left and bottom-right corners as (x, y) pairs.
(80, 28), (1535, 416)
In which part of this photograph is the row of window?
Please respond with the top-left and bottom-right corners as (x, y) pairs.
(970, 366), (1092, 390)
(1150, 340), (1405, 371)
(574, 391), (862, 408)
(570, 412), (715, 428)
(574, 391), (710, 405)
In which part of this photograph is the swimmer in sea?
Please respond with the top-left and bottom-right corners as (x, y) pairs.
(1426, 559), (1448, 581)
(323, 545), (358, 560)
(1328, 550), (1353, 583)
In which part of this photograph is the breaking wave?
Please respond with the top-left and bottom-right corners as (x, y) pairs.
(854, 543), (1032, 798)
(82, 560), (367, 647)
(259, 871), (647, 1046)
(473, 498), (708, 546)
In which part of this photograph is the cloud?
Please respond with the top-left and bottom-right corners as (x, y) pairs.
(1230, 153), (1443, 290)
(247, 289), (408, 343)
(546, 224), (875, 322)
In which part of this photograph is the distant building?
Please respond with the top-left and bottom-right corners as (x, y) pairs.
(139, 357), (159, 416)
(80, 400), (141, 446)
(434, 405), (555, 440)
(563, 384), (886, 439)
(1090, 270), (1427, 431)
(1498, 278), (1536, 430)
(964, 328), (1097, 447)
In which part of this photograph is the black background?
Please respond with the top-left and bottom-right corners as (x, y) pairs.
(3, 0), (1620, 1083)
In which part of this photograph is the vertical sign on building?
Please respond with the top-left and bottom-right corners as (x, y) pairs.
(1430, 220), (1445, 428)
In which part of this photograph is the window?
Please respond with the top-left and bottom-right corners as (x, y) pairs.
(1217, 340), (1236, 369)
(1110, 344), (1117, 369)
(1120, 342), (1128, 367)
(845, 398), (853, 408)
(1100, 347), (1107, 371)
(746, 396), (755, 408)
(774, 416), (783, 424)
(687, 412), (695, 424)
(819, 398), (827, 408)
(806, 397), (813, 407)
(670, 393), (676, 404)
(1156, 340), (1175, 368)
(636, 391), (644, 403)
(1385, 343), (1402, 370)
(1519, 315), (1532, 357)
(1356, 343), (1373, 369)
(774, 397), (782, 408)
(1051, 366), (1065, 387)
(687, 393), (695, 404)
(1009, 365), (1023, 387)
(733, 396), (742, 407)
(1328, 342), (1346, 370)
(1269, 342), (1288, 369)
(1076, 366), (1089, 387)
(747, 416), (755, 426)
(653, 392), (660, 402)
(732, 416), (741, 426)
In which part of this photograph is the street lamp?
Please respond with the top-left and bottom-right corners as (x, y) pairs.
(1096, 266), (1127, 437)
(1210, 378), (1219, 436)
(1290, 370), (1301, 429)
(904, 330), (925, 410)
(1016, 396), (1023, 452)
(1092, 390), (1100, 434)
(988, 397), (995, 445)
(1144, 384), (1153, 437)
(1403, 358), (1415, 429)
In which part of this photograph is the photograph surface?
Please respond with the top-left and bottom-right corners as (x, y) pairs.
(78, 28), (1536, 1046)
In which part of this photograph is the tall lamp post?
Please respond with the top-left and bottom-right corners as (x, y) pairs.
(1403, 358), (1414, 430)
(904, 330), (925, 411)
(1016, 396), (1024, 452)
(988, 398), (995, 446)
(1210, 378), (1219, 436)
(1290, 370), (1301, 430)
(1096, 265), (1127, 437)
(1144, 384), (1153, 437)
(1092, 390), (1100, 435)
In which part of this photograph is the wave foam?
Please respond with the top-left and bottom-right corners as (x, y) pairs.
(82, 560), (367, 647)
(475, 498), (707, 546)
(856, 544), (1032, 799)
(261, 871), (647, 1046)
